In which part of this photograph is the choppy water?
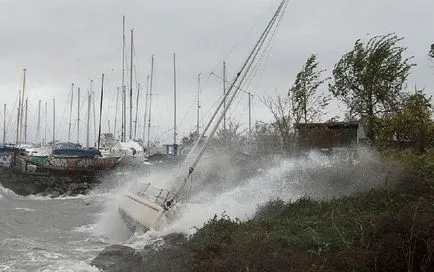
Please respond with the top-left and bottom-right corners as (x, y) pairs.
(0, 187), (108, 271)
(0, 150), (394, 271)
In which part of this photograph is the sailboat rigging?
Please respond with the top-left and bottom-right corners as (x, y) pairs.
(119, 0), (289, 231)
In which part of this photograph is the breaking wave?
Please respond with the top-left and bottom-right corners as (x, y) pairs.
(96, 148), (400, 246)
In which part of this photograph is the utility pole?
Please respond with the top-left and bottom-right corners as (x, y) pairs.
(248, 92), (253, 141)
(196, 73), (201, 136)
(223, 61), (226, 131)
(77, 87), (80, 144)
(68, 83), (74, 142)
(173, 53), (177, 147)
(129, 28), (134, 140)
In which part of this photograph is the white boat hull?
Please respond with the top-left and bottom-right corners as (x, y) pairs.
(119, 192), (167, 231)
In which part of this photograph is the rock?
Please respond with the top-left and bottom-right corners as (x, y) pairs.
(90, 245), (145, 272)
(161, 233), (187, 249)
(50, 191), (60, 198)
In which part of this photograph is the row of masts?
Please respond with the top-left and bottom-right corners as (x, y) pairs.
(119, 16), (156, 147)
(1, 62), (254, 149)
(2, 16), (257, 148)
(4, 68), (105, 149)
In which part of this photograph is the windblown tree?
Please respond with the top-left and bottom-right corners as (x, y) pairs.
(214, 118), (243, 148)
(330, 34), (415, 142)
(378, 90), (433, 153)
(430, 43), (434, 59)
(181, 131), (199, 147)
(252, 121), (281, 153)
(261, 92), (293, 151)
(289, 54), (330, 124)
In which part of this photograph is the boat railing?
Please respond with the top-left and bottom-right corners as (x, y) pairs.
(136, 182), (177, 209)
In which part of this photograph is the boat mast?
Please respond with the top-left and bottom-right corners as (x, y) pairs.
(129, 29), (134, 140)
(77, 87), (80, 144)
(114, 86), (119, 139)
(196, 73), (201, 136)
(68, 83), (74, 142)
(16, 93), (20, 144)
(248, 92), (252, 141)
(24, 98), (28, 143)
(3, 104), (5, 143)
(121, 16), (126, 142)
(91, 82), (97, 147)
(86, 91), (91, 148)
(143, 75), (149, 142)
(171, 0), (288, 202)
(147, 55), (154, 148)
(19, 69), (26, 143)
(223, 62), (227, 131)
(97, 73), (104, 150)
(37, 99), (41, 145)
(44, 101), (47, 145)
(52, 98), (55, 144)
(134, 83), (140, 139)
(173, 53), (177, 148)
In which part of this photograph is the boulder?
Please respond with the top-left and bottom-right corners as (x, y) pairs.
(90, 245), (145, 272)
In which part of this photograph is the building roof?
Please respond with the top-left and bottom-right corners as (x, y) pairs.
(295, 121), (359, 129)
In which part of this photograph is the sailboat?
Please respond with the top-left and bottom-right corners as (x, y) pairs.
(108, 17), (148, 169)
(18, 74), (121, 174)
(118, 0), (289, 231)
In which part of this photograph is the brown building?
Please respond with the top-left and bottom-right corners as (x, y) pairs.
(295, 121), (367, 149)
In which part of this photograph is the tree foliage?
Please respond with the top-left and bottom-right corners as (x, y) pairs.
(330, 34), (415, 142)
(214, 118), (244, 148)
(252, 121), (281, 153)
(289, 54), (330, 124)
(378, 90), (433, 154)
(430, 43), (434, 59)
(181, 131), (199, 147)
(261, 92), (293, 151)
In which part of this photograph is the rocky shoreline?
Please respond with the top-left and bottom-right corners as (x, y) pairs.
(0, 167), (102, 197)
(91, 233), (188, 272)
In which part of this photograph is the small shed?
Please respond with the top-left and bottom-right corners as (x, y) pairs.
(295, 121), (366, 149)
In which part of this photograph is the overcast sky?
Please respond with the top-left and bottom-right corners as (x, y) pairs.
(1, 0), (433, 145)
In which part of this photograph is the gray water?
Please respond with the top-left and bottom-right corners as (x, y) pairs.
(0, 187), (110, 272)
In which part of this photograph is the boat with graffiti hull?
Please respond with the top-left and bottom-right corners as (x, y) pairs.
(21, 142), (121, 172)
(0, 142), (121, 196)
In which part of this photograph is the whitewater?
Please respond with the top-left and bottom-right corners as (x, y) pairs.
(0, 150), (395, 271)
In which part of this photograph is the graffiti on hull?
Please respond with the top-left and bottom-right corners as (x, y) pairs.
(0, 153), (13, 167)
(22, 155), (121, 171)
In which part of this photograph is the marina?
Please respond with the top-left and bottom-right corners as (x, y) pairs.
(0, 0), (433, 271)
